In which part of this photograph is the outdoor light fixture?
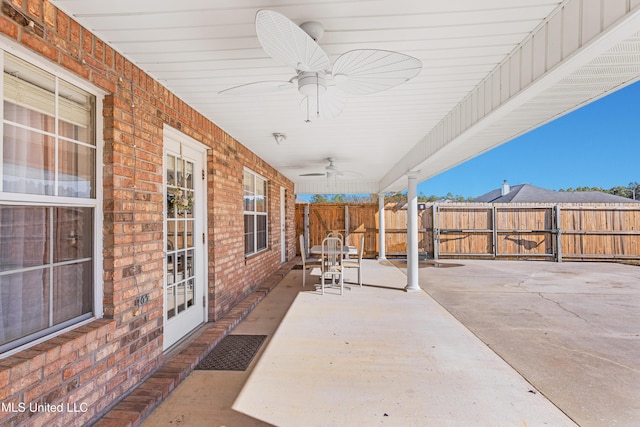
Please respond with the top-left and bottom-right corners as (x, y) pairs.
(297, 71), (326, 97)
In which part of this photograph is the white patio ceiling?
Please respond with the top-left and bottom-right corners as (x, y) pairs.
(50, 0), (640, 195)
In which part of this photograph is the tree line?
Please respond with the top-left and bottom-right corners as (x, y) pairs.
(308, 192), (472, 204)
(307, 181), (639, 204)
(558, 181), (639, 200)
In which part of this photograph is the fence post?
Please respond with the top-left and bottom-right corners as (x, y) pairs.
(432, 203), (439, 261)
(304, 204), (310, 255)
(555, 205), (563, 262)
(492, 206), (498, 259)
(344, 205), (350, 258)
(378, 195), (387, 260)
(344, 205), (350, 243)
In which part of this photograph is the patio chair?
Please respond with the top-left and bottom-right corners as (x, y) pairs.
(343, 235), (364, 287)
(300, 235), (321, 288)
(328, 231), (352, 259)
(320, 236), (344, 295)
(327, 231), (344, 243)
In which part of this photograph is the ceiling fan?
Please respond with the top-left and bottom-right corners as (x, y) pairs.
(218, 9), (422, 121)
(299, 158), (355, 179)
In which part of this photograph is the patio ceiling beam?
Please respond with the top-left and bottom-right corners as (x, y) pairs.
(379, 0), (640, 194)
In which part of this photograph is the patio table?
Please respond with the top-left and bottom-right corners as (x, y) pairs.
(309, 245), (357, 256)
(309, 244), (355, 293)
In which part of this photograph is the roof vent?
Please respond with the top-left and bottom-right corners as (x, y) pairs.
(501, 180), (510, 196)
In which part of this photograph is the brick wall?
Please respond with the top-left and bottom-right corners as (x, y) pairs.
(0, 1), (296, 425)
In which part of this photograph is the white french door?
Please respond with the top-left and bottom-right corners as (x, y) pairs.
(163, 128), (207, 351)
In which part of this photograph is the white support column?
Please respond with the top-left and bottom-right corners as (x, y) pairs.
(405, 172), (421, 292)
(378, 193), (386, 260)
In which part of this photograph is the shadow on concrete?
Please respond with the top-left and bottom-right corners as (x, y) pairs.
(388, 259), (465, 269)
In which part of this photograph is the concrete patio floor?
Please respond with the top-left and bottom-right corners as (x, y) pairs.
(410, 259), (640, 427)
(136, 258), (640, 426)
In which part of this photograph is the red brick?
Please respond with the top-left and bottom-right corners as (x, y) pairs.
(62, 355), (92, 380)
(0, 16), (19, 39)
(26, 0), (39, 18)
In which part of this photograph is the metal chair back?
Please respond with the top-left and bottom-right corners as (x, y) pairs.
(321, 236), (343, 274)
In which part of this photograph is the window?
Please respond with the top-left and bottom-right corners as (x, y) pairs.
(244, 169), (267, 256)
(0, 52), (98, 354)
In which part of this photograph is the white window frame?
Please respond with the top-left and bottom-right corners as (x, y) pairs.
(243, 168), (268, 256)
(0, 43), (104, 357)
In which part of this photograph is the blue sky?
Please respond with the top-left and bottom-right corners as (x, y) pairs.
(419, 80), (640, 198)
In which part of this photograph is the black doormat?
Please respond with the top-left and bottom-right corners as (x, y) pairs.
(196, 335), (267, 371)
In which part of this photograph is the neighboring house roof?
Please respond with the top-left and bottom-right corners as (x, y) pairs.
(473, 183), (639, 203)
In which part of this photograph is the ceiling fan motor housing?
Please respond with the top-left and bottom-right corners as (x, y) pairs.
(300, 21), (324, 42)
(298, 71), (327, 96)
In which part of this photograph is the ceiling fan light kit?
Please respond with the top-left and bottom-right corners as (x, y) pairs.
(219, 9), (422, 122)
(298, 71), (326, 97)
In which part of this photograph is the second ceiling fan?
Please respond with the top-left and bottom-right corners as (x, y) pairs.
(219, 9), (423, 121)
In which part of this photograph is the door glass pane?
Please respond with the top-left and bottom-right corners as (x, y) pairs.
(185, 161), (193, 190)
(167, 253), (175, 285)
(177, 221), (185, 250)
(177, 251), (185, 281)
(176, 158), (183, 187)
(186, 249), (194, 278)
(186, 279), (194, 308)
(186, 190), (194, 218)
(186, 220), (193, 247)
(177, 282), (185, 314)
(167, 220), (175, 251)
(166, 155), (175, 186)
(166, 285), (176, 319)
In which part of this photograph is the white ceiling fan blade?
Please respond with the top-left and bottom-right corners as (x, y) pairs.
(218, 80), (294, 96)
(299, 87), (347, 120)
(338, 170), (362, 178)
(256, 10), (330, 72)
(332, 49), (422, 95)
(299, 172), (326, 177)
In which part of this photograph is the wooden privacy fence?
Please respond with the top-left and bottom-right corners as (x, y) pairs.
(295, 202), (640, 261)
